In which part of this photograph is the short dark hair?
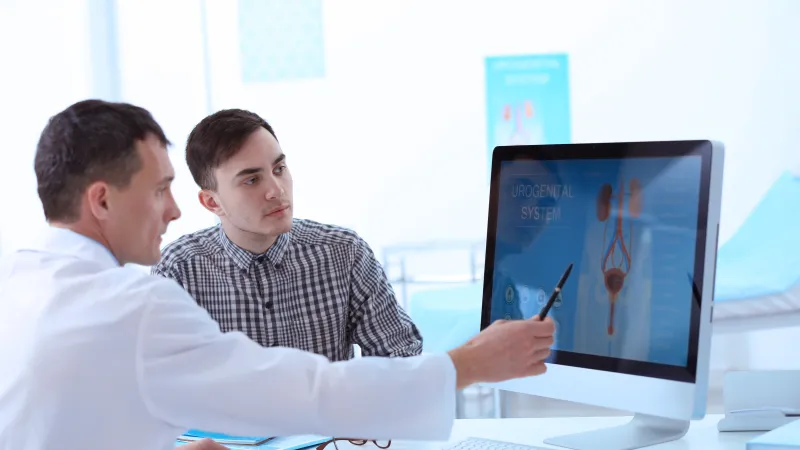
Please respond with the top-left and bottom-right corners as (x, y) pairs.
(34, 99), (170, 223)
(185, 109), (277, 190)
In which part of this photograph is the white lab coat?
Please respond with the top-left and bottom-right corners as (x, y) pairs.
(0, 227), (456, 450)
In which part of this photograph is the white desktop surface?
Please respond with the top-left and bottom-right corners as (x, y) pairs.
(335, 414), (761, 450)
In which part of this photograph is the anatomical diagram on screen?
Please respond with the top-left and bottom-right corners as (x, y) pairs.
(597, 178), (642, 336)
(573, 174), (653, 362)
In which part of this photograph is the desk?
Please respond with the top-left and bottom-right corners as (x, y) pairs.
(335, 414), (761, 450)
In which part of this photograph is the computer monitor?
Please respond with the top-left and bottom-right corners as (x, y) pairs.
(480, 141), (724, 450)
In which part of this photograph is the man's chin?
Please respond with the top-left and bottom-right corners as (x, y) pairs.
(262, 212), (293, 231)
(135, 246), (162, 267)
(272, 218), (293, 235)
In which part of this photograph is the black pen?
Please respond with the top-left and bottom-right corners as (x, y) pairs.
(539, 263), (573, 320)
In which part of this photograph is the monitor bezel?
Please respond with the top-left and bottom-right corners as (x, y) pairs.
(480, 140), (715, 384)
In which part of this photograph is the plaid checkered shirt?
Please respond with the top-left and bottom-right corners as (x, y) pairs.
(151, 219), (422, 362)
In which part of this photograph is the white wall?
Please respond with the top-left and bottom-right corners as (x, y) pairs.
(203, 0), (800, 253)
(115, 0), (216, 247)
(0, 0), (95, 254)
(0, 0), (215, 258)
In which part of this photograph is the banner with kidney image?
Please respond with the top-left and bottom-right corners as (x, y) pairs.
(485, 53), (572, 173)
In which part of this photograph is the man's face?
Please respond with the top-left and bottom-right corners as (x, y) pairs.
(104, 134), (181, 265)
(206, 128), (293, 238)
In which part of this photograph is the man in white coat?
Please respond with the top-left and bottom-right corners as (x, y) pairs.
(0, 100), (555, 450)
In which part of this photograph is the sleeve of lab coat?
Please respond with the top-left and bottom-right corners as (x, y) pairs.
(135, 279), (456, 441)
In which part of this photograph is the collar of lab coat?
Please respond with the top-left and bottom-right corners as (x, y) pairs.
(23, 226), (121, 268)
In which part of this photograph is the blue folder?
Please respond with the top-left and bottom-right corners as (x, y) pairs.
(178, 429), (273, 446)
(175, 431), (330, 450)
(747, 418), (800, 449)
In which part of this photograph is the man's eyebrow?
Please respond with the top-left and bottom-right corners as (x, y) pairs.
(159, 175), (174, 185)
(234, 167), (263, 178)
(233, 154), (284, 178)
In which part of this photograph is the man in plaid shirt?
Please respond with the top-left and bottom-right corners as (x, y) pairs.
(151, 109), (422, 362)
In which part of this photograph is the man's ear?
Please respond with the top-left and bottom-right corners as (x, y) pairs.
(198, 190), (225, 217)
(86, 182), (111, 221)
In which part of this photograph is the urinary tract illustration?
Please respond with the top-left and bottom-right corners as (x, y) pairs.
(596, 178), (642, 336)
(502, 101), (542, 145)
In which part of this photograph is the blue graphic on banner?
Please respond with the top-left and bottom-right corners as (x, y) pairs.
(485, 54), (571, 174)
(238, 0), (325, 83)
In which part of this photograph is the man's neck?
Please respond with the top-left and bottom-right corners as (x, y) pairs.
(50, 220), (121, 264)
(220, 222), (279, 254)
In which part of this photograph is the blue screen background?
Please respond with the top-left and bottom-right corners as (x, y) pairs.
(490, 156), (702, 367)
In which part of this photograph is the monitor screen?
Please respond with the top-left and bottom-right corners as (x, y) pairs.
(483, 145), (712, 383)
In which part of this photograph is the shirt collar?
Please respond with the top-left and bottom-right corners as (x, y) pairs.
(216, 225), (291, 272)
(24, 226), (121, 268)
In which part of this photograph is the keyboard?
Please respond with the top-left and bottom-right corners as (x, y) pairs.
(442, 437), (551, 450)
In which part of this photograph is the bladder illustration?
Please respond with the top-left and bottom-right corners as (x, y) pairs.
(596, 178), (642, 336)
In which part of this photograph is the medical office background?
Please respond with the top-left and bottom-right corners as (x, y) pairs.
(2, 0), (799, 419)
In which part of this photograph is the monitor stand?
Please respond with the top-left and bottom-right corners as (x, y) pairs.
(542, 413), (690, 450)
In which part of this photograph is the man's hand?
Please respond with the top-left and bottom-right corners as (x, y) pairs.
(179, 438), (230, 449)
(447, 316), (555, 390)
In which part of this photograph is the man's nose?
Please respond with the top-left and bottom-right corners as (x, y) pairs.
(263, 176), (284, 200)
(169, 194), (182, 221)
